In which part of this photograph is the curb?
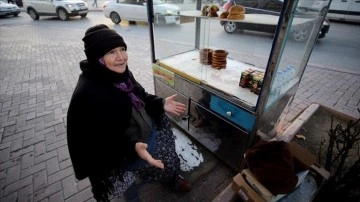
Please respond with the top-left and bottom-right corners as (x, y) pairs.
(307, 63), (360, 75)
(276, 103), (320, 142)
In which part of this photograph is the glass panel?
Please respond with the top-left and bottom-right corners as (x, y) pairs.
(152, 1), (276, 110)
(265, 0), (330, 108)
(151, 0), (330, 111)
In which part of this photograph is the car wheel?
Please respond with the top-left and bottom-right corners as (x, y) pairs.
(14, 14), (19, 17)
(28, 8), (39, 20)
(292, 28), (310, 42)
(57, 8), (69, 21)
(223, 21), (237, 33)
(318, 31), (325, 39)
(110, 12), (121, 24)
(80, 13), (87, 17)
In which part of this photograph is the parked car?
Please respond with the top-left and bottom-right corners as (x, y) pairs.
(0, 1), (20, 17)
(103, 0), (180, 25)
(164, 0), (184, 3)
(327, 0), (360, 23)
(220, 0), (330, 41)
(23, 0), (88, 21)
(297, 0), (329, 14)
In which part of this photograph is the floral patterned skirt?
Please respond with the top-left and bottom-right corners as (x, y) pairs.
(110, 116), (180, 198)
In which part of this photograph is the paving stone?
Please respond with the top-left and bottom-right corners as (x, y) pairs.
(0, 147), (11, 164)
(45, 132), (57, 146)
(18, 184), (33, 202)
(23, 129), (35, 141)
(34, 169), (48, 191)
(46, 157), (60, 176)
(48, 167), (73, 185)
(34, 141), (46, 157)
(76, 178), (91, 192)
(48, 191), (64, 202)
(34, 149), (57, 165)
(33, 181), (62, 202)
(3, 175), (32, 196)
(57, 145), (70, 163)
(9, 145), (34, 160)
(0, 156), (21, 172)
(0, 169), (6, 180)
(20, 162), (46, 179)
(65, 187), (93, 202)
(1, 132), (23, 145)
(62, 175), (78, 198)
(4, 164), (21, 186)
(3, 125), (16, 138)
(1, 192), (17, 202)
(20, 152), (34, 170)
(59, 159), (72, 170)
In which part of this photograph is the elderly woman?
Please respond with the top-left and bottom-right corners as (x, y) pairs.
(67, 24), (190, 202)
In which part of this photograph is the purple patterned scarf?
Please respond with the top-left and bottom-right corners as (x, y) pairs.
(114, 79), (144, 111)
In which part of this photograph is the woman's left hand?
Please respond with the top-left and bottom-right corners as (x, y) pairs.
(164, 94), (186, 116)
(135, 142), (164, 169)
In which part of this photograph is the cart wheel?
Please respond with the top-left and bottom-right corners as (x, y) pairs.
(223, 21), (237, 34)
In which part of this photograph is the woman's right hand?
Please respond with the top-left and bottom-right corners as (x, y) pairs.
(135, 142), (164, 169)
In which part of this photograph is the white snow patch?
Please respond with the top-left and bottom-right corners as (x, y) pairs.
(172, 127), (204, 171)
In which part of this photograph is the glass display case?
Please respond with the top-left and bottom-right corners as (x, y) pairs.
(147, 0), (331, 171)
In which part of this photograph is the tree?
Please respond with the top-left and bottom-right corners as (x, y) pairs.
(314, 109), (360, 202)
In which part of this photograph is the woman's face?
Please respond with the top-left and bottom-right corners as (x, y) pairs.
(102, 47), (128, 74)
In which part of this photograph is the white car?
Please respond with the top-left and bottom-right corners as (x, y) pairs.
(298, 0), (329, 14)
(103, 0), (180, 25)
(23, 0), (88, 21)
(0, 1), (21, 17)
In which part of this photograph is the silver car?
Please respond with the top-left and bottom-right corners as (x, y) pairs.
(0, 1), (21, 17)
(103, 0), (180, 25)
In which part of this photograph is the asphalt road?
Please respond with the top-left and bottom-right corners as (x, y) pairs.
(1, 10), (359, 73)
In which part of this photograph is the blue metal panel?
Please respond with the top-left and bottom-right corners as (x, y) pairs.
(210, 95), (256, 132)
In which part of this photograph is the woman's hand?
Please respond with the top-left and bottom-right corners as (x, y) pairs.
(135, 142), (164, 169)
(164, 94), (186, 116)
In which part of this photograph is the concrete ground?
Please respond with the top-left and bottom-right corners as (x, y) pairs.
(1, 4), (360, 202)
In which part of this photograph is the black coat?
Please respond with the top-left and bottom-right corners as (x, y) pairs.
(67, 60), (164, 182)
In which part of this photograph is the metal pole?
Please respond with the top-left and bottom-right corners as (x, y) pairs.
(147, 0), (156, 63)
